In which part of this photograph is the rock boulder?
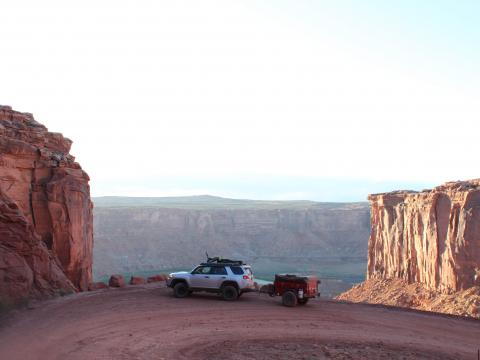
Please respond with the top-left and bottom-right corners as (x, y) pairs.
(109, 275), (126, 288)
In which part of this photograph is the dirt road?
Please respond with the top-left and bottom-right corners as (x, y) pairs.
(0, 283), (479, 360)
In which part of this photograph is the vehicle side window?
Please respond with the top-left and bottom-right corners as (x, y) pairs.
(210, 267), (227, 275)
(192, 266), (211, 274)
(230, 266), (244, 275)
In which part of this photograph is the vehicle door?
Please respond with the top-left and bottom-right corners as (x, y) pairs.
(207, 266), (228, 288)
(190, 266), (212, 288)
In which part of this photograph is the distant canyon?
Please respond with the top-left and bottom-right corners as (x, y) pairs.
(93, 196), (371, 296)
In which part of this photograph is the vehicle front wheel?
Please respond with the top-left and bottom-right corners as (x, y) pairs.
(282, 291), (298, 307)
(222, 285), (238, 301)
(173, 282), (189, 298)
(298, 298), (309, 305)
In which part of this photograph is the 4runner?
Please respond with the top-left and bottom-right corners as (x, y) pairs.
(166, 257), (256, 300)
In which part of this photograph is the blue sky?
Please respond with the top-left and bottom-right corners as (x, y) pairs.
(1, 1), (478, 201)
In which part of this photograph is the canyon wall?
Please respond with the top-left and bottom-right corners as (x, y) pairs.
(0, 105), (93, 304)
(93, 197), (370, 280)
(367, 180), (480, 292)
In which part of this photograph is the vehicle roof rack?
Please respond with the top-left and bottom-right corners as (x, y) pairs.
(202, 257), (244, 266)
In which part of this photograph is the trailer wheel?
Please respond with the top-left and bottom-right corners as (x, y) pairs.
(282, 290), (298, 307)
(173, 282), (189, 298)
(298, 298), (309, 305)
(222, 285), (238, 301)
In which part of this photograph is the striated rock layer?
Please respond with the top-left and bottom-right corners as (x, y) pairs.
(0, 105), (93, 304)
(367, 179), (480, 292)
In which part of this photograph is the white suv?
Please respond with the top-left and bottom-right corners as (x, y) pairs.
(166, 258), (255, 300)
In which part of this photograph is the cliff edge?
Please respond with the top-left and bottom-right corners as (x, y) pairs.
(0, 105), (93, 305)
(337, 179), (480, 317)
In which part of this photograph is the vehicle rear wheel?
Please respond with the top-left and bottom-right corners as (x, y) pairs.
(173, 282), (189, 298)
(222, 285), (238, 301)
(282, 290), (298, 307)
(298, 298), (309, 305)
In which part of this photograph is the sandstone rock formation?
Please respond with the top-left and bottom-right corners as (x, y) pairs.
(0, 105), (93, 304)
(367, 180), (480, 292)
(338, 179), (480, 317)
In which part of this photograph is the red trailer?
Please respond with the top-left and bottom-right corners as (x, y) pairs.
(271, 274), (320, 307)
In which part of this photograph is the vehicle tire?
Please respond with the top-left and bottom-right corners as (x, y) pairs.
(173, 282), (189, 298)
(222, 285), (238, 301)
(298, 298), (309, 305)
(282, 290), (298, 307)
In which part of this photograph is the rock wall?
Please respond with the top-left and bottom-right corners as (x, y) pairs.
(0, 105), (93, 304)
(367, 180), (480, 292)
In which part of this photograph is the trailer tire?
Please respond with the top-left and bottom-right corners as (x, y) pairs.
(173, 282), (189, 298)
(222, 285), (238, 301)
(298, 298), (309, 305)
(282, 290), (298, 307)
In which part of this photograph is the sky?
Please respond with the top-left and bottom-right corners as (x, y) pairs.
(1, 1), (479, 201)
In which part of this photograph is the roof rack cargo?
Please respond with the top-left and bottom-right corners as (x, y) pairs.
(202, 256), (244, 266)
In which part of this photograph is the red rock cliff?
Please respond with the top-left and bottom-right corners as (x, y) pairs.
(367, 180), (480, 292)
(0, 105), (93, 304)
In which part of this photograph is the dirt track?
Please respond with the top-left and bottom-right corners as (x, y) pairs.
(0, 283), (479, 360)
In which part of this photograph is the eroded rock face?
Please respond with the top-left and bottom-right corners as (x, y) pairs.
(0, 105), (93, 304)
(367, 179), (480, 292)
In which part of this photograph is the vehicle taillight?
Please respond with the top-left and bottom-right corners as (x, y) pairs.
(243, 275), (250, 280)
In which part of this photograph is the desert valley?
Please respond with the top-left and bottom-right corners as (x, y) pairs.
(0, 106), (479, 359)
(93, 195), (370, 297)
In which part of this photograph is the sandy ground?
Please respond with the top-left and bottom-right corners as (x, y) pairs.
(336, 278), (480, 319)
(0, 283), (479, 360)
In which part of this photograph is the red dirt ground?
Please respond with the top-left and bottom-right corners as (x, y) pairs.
(0, 283), (479, 360)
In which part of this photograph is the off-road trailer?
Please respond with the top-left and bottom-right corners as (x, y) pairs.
(265, 274), (321, 307)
